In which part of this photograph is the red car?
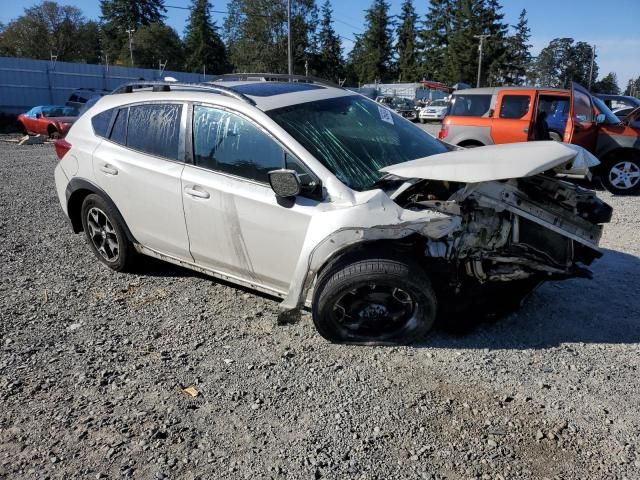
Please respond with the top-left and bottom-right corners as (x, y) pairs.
(17, 105), (79, 138)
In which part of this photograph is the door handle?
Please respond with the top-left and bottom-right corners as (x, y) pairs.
(523, 128), (529, 133)
(99, 163), (118, 175)
(184, 186), (210, 199)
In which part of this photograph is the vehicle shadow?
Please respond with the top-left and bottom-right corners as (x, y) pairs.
(420, 248), (640, 349)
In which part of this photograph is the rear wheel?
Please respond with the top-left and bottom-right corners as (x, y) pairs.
(549, 131), (562, 142)
(312, 258), (437, 345)
(48, 126), (59, 139)
(601, 155), (640, 195)
(80, 194), (135, 271)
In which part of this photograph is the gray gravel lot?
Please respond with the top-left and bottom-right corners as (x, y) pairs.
(1, 140), (639, 479)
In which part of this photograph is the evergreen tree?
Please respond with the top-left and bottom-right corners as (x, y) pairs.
(183, 0), (228, 75)
(127, 23), (183, 70)
(624, 76), (640, 97)
(349, 0), (394, 83)
(533, 38), (598, 88)
(442, 0), (509, 86)
(480, 0), (509, 85)
(503, 8), (531, 85)
(418, 0), (453, 82)
(316, 0), (343, 82)
(593, 72), (620, 95)
(100, 0), (166, 63)
(224, 0), (317, 74)
(445, 0), (482, 85)
(396, 0), (419, 82)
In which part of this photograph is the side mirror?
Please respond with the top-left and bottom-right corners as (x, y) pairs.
(595, 113), (606, 125)
(36, 112), (42, 119)
(268, 169), (301, 198)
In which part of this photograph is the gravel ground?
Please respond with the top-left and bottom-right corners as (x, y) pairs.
(1, 140), (639, 480)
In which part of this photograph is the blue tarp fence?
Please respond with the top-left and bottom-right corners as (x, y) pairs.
(0, 56), (212, 115)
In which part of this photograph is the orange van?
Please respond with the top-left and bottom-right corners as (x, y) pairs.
(439, 83), (640, 194)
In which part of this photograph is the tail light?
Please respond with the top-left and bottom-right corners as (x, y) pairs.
(54, 138), (71, 160)
(438, 124), (449, 140)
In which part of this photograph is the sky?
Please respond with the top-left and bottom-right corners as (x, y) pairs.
(1, 0), (639, 86)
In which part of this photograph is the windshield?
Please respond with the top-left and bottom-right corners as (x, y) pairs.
(432, 100), (447, 107)
(268, 95), (448, 191)
(592, 97), (622, 125)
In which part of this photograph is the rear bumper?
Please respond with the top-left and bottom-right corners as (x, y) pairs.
(54, 163), (70, 216)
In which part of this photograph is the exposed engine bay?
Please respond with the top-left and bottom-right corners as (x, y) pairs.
(388, 175), (613, 284)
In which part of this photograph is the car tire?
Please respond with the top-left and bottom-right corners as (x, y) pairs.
(48, 127), (60, 139)
(549, 131), (562, 142)
(420, 119), (426, 124)
(80, 194), (135, 272)
(600, 154), (640, 195)
(312, 258), (437, 345)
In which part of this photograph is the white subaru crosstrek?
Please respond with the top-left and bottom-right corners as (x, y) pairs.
(54, 77), (612, 345)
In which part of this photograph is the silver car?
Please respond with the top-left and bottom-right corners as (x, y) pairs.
(53, 78), (612, 345)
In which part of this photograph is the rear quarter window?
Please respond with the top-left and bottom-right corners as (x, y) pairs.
(91, 109), (113, 138)
(450, 95), (492, 117)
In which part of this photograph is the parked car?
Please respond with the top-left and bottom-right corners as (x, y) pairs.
(66, 88), (110, 110)
(419, 99), (448, 123)
(613, 106), (635, 121)
(439, 83), (640, 194)
(595, 94), (640, 112)
(17, 105), (79, 138)
(54, 79), (611, 345)
(376, 96), (417, 120)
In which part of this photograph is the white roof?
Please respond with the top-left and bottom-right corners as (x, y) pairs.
(101, 81), (353, 112)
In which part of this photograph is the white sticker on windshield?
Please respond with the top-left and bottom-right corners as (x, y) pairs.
(378, 105), (394, 125)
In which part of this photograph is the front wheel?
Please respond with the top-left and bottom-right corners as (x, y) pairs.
(420, 118), (426, 124)
(312, 258), (437, 345)
(601, 156), (640, 195)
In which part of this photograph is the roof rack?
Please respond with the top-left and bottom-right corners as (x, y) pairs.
(210, 73), (340, 89)
(110, 81), (257, 106)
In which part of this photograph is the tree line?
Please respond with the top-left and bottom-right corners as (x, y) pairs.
(0, 0), (626, 94)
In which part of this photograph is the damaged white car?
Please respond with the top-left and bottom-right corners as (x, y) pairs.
(54, 78), (612, 345)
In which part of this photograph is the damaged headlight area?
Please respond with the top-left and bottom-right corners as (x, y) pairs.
(391, 174), (613, 285)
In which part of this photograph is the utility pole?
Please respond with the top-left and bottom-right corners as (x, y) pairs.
(287, 0), (293, 79)
(474, 34), (490, 88)
(126, 28), (135, 67)
(588, 44), (596, 90)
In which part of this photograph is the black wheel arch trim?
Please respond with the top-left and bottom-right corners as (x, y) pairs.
(65, 178), (137, 243)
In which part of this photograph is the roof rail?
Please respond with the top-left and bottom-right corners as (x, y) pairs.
(110, 81), (257, 106)
(210, 73), (340, 89)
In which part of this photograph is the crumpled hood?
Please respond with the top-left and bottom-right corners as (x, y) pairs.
(380, 142), (600, 183)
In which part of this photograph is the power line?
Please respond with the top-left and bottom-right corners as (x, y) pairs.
(166, 3), (358, 40)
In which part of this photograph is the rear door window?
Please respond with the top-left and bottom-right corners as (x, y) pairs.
(126, 104), (183, 160)
(450, 95), (492, 117)
(499, 95), (530, 119)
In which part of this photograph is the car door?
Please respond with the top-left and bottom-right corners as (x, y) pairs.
(22, 108), (39, 133)
(564, 82), (599, 152)
(490, 91), (534, 144)
(181, 104), (320, 294)
(91, 102), (191, 260)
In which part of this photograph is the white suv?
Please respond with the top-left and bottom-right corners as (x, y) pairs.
(54, 78), (612, 345)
